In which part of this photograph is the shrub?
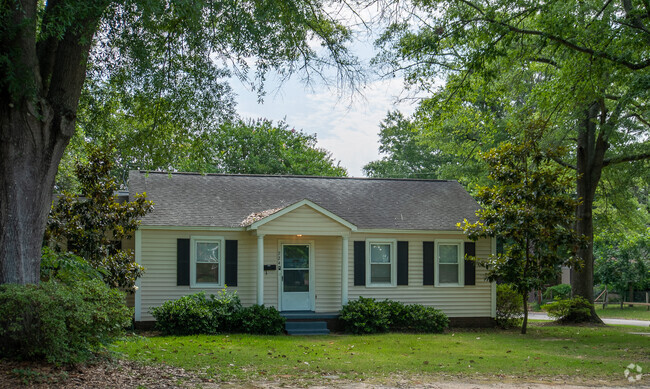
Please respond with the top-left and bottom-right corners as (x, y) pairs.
(543, 283), (572, 301)
(236, 305), (285, 335)
(496, 284), (523, 329)
(151, 292), (216, 335)
(151, 290), (242, 335)
(340, 297), (448, 334)
(40, 247), (105, 285)
(542, 296), (593, 322)
(398, 304), (449, 333)
(340, 297), (391, 334)
(0, 280), (132, 364)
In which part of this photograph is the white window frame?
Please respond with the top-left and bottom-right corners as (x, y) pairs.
(435, 240), (464, 287)
(190, 236), (225, 288)
(366, 238), (397, 287)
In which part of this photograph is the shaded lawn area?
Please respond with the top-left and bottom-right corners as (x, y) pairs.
(114, 325), (650, 385)
(595, 304), (650, 321)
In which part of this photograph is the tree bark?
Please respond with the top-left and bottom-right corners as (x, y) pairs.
(521, 292), (528, 335)
(571, 102), (606, 323)
(0, 0), (103, 284)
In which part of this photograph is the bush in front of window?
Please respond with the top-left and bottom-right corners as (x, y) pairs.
(151, 292), (216, 335)
(496, 284), (523, 329)
(340, 297), (391, 334)
(394, 304), (449, 333)
(0, 280), (132, 364)
(236, 305), (286, 335)
(341, 297), (449, 334)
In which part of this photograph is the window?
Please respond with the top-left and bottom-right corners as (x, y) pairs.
(436, 241), (464, 286)
(366, 239), (396, 286)
(191, 236), (224, 287)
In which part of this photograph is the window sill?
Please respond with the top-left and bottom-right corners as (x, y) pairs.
(365, 283), (397, 288)
(435, 283), (464, 288)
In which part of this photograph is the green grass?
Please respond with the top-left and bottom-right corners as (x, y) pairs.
(114, 325), (650, 385)
(595, 304), (650, 320)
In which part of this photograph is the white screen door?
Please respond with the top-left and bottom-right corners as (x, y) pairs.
(281, 244), (312, 311)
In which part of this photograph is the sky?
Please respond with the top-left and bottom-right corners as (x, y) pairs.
(229, 8), (418, 178)
(231, 76), (416, 177)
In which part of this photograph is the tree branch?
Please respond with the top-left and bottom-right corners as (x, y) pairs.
(603, 151), (650, 166)
(550, 156), (577, 170)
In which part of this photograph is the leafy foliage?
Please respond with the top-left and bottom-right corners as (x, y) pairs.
(594, 230), (650, 297)
(340, 297), (448, 334)
(375, 0), (650, 315)
(496, 284), (523, 329)
(0, 280), (132, 364)
(151, 291), (285, 335)
(543, 297), (594, 323)
(45, 146), (153, 290)
(236, 305), (285, 335)
(40, 247), (105, 286)
(543, 284), (572, 301)
(459, 132), (585, 333)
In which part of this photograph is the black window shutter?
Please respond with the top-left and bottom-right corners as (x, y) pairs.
(177, 238), (190, 286)
(225, 240), (238, 287)
(464, 241), (476, 286)
(397, 241), (408, 285)
(423, 241), (434, 285)
(353, 241), (365, 286)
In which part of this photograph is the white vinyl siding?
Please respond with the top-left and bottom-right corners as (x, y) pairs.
(348, 233), (492, 318)
(256, 205), (350, 236)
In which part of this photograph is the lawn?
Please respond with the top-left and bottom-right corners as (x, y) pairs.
(595, 304), (650, 320)
(115, 325), (650, 386)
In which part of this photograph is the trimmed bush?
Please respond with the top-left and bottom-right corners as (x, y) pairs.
(0, 280), (132, 364)
(236, 305), (285, 335)
(151, 290), (242, 335)
(543, 296), (593, 322)
(398, 304), (449, 333)
(340, 297), (391, 334)
(340, 297), (449, 334)
(496, 284), (523, 329)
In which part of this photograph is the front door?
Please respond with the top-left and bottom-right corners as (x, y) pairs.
(281, 244), (312, 311)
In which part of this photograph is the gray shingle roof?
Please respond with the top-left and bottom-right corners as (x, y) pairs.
(129, 171), (479, 231)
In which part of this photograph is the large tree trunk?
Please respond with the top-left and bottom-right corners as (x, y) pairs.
(0, 101), (70, 284)
(571, 102), (606, 323)
(0, 1), (102, 284)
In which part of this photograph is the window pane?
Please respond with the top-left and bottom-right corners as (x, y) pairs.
(284, 270), (309, 292)
(439, 244), (459, 264)
(197, 242), (219, 263)
(439, 264), (459, 284)
(370, 244), (391, 263)
(283, 245), (309, 269)
(196, 262), (219, 283)
(371, 263), (391, 283)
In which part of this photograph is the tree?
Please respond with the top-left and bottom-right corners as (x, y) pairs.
(363, 111), (455, 180)
(594, 230), (650, 303)
(202, 119), (347, 176)
(45, 146), (153, 291)
(376, 0), (650, 320)
(460, 130), (584, 334)
(1, 0), (359, 284)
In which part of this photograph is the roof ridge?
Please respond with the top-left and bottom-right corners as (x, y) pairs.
(133, 170), (455, 183)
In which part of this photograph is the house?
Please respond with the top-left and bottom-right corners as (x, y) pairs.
(129, 171), (497, 327)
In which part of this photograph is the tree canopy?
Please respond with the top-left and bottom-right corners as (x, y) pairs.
(0, 0), (360, 284)
(375, 0), (650, 319)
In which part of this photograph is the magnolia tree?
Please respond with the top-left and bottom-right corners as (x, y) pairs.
(460, 130), (585, 334)
(45, 146), (153, 291)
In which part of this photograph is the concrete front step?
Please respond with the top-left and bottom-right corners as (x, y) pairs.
(285, 321), (330, 335)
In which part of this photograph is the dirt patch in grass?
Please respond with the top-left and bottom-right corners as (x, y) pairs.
(0, 359), (643, 389)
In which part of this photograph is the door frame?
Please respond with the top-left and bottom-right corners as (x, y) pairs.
(277, 239), (315, 311)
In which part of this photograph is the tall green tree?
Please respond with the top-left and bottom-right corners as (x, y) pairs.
(46, 146), (153, 291)
(460, 130), (584, 334)
(377, 0), (650, 320)
(0, 0), (359, 284)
